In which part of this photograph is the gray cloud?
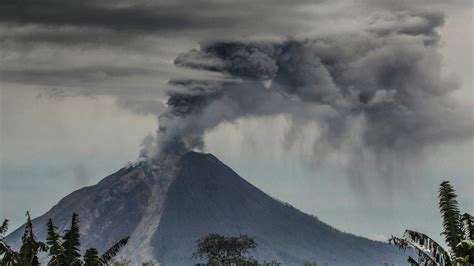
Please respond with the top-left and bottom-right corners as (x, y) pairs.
(1, 0), (465, 101)
(36, 87), (67, 100)
(1, 0), (471, 186)
(0, 66), (162, 87)
(138, 11), (473, 189)
(0, 0), (317, 31)
(367, 10), (445, 45)
(116, 96), (166, 116)
(0, 0), (321, 50)
(0, 1), (235, 31)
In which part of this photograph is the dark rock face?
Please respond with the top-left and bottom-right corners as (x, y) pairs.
(5, 166), (156, 256)
(6, 152), (405, 265)
(152, 152), (404, 265)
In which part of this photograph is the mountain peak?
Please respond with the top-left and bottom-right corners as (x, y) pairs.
(6, 152), (405, 265)
(180, 151), (217, 162)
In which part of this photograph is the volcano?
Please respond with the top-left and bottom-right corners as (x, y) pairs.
(6, 152), (404, 265)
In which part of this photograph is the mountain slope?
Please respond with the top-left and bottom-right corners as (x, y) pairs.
(6, 152), (405, 265)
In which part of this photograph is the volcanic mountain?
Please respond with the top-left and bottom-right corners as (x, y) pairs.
(6, 152), (405, 265)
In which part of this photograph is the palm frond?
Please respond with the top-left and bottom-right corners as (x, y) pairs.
(455, 240), (474, 263)
(407, 256), (420, 266)
(46, 218), (64, 258)
(0, 242), (20, 265)
(461, 213), (474, 240)
(100, 237), (129, 264)
(0, 242), (15, 256)
(389, 230), (451, 265)
(439, 181), (463, 254)
(405, 230), (451, 264)
(388, 235), (409, 251)
(0, 219), (9, 237)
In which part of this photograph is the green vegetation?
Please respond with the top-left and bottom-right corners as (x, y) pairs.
(193, 234), (258, 265)
(0, 213), (128, 266)
(390, 181), (474, 265)
(0, 212), (47, 265)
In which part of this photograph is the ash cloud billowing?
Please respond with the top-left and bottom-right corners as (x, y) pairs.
(140, 10), (473, 180)
(2, 0), (472, 187)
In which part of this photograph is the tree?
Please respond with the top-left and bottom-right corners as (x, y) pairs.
(390, 181), (473, 265)
(62, 213), (82, 266)
(18, 212), (48, 265)
(193, 234), (257, 265)
(46, 218), (65, 265)
(84, 248), (101, 266)
(0, 218), (20, 265)
(46, 214), (129, 266)
(439, 181), (464, 255)
(0, 212), (129, 266)
(0, 213), (48, 266)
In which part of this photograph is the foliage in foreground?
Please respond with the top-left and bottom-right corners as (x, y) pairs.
(0, 213), (129, 266)
(193, 234), (260, 265)
(389, 180), (474, 265)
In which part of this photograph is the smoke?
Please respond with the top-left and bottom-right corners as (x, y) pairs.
(116, 96), (167, 116)
(72, 164), (90, 187)
(139, 10), (473, 182)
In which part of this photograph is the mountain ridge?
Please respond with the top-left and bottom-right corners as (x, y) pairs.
(6, 152), (405, 265)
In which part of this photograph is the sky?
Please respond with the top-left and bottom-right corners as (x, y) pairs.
(0, 0), (473, 246)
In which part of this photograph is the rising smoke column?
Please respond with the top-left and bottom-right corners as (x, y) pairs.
(139, 10), (473, 177)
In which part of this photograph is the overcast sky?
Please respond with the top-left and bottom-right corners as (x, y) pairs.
(0, 0), (472, 245)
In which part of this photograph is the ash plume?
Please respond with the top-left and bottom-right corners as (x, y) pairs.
(140, 11), (473, 180)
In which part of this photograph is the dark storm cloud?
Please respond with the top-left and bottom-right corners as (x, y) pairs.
(0, 0), (457, 100)
(1, 0), (472, 180)
(0, 0), (318, 36)
(0, 27), (157, 49)
(0, 0), (237, 31)
(0, 65), (169, 85)
(167, 80), (223, 95)
(139, 10), (473, 176)
(174, 50), (227, 73)
(175, 43), (282, 79)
